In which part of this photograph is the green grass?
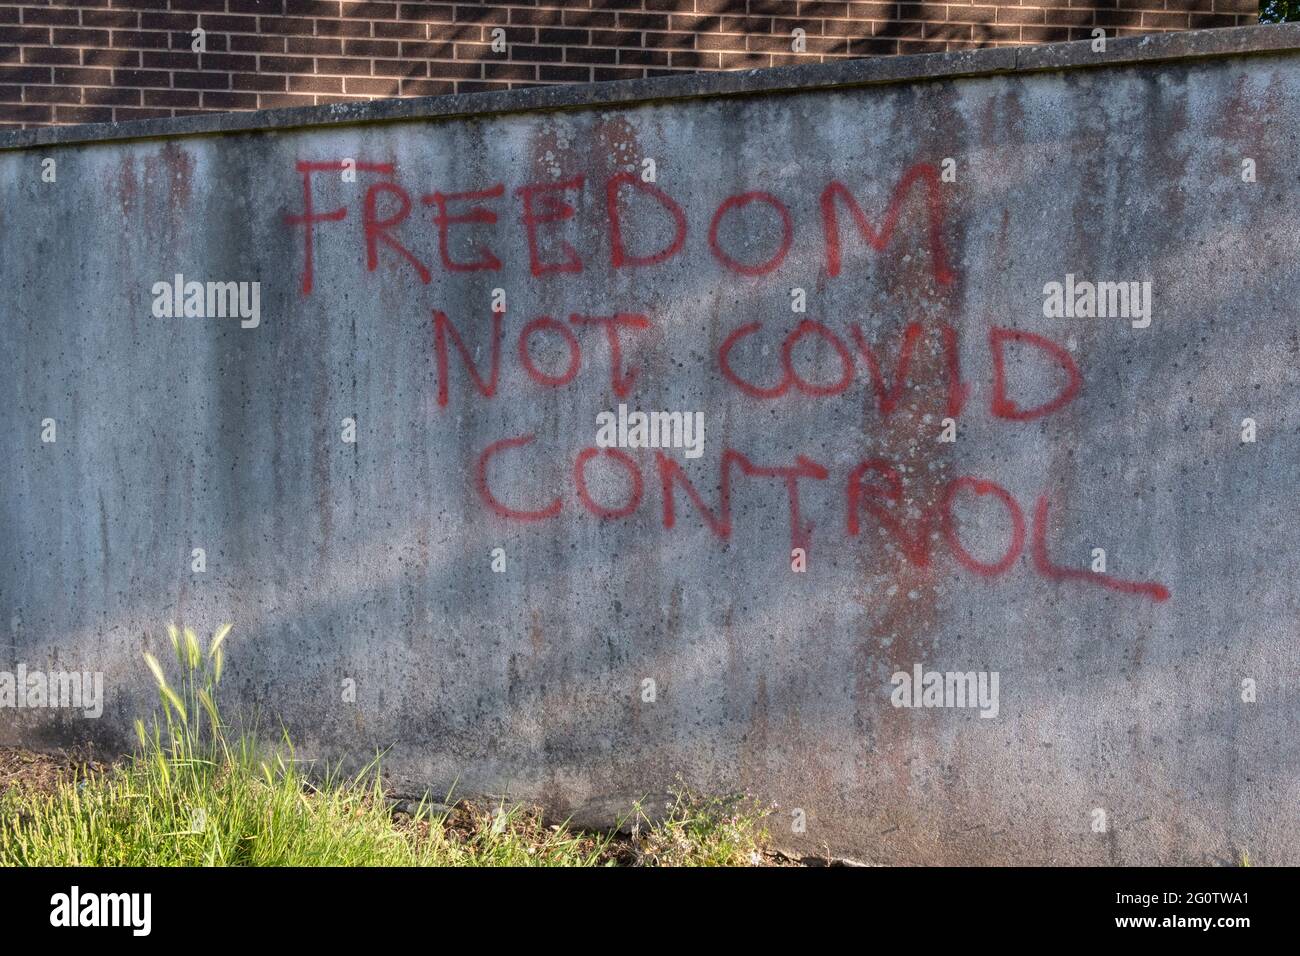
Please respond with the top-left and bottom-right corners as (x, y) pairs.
(0, 625), (769, 867)
(628, 787), (771, 867)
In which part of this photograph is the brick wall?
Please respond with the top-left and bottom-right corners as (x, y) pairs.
(0, 1), (1261, 129)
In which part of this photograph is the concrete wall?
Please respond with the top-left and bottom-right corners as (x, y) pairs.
(2, 26), (1298, 864)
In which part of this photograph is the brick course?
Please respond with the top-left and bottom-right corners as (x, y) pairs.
(0, 0), (1261, 128)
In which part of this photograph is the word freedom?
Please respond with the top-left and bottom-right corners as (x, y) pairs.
(286, 161), (953, 294)
(596, 404), (704, 459)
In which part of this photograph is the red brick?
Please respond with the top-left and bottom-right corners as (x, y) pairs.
(259, 55), (315, 73)
(374, 20), (426, 39)
(0, 0), (1237, 128)
(55, 66), (113, 85)
(55, 104), (113, 122)
(455, 80), (509, 93)
(229, 34), (285, 53)
(0, 26), (51, 43)
(20, 8), (78, 27)
(399, 3), (454, 21)
(24, 85), (82, 105)
(289, 75), (342, 92)
(142, 51), (201, 69)
(314, 57), (372, 75)
(721, 50), (771, 67)
(343, 75), (400, 94)
(341, 2), (398, 18)
(644, 31), (695, 49)
(512, 7), (564, 26)
(199, 89), (260, 109)
(538, 64), (590, 82)
(173, 70), (230, 89)
(256, 91), (317, 107)
(24, 47), (81, 65)
(373, 58), (427, 77)
(315, 18), (372, 36)
(287, 37), (344, 55)
(142, 88), (200, 107)
(139, 13), (200, 31)
(343, 39), (401, 57)
(84, 10), (143, 28)
(83, 85), (143, 105)
(594, 66), (645, 80)
(233, 72), (287, 91)
(511, 43), (564, 62)
(82, 49), (140, 67)
(284, 1), (343, 14)
(484, 61), (537, 79)
(5, 102), (52, 121)
(111, 30), (172, 49)
(113, 106), (174, 120)
(995, 6), (1046, 24)
(427, 60), (480, 78)
(400, 78), (456, 96)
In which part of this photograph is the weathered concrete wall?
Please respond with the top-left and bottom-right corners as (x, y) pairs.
(2, 26), (1298, 864)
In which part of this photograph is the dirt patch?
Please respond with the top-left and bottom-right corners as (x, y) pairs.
(0, 746), (111, 798)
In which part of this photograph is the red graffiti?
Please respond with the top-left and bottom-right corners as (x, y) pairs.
(473, 438), (1169, 602)
(285, 159), (392, 295)
(941, 476), (1025, 577)
(364, 181), (431, 284)
(433, 308), (502, 407)
(1031, 495), (1170, 602)
(657, 449), (828, 552)
(282, 155), (1167, 605)
(718, 321), (791, 399)
(516, 176), (585, 277)
(846, 459), (933, 568)
(288, 158), (956, 295)
(989, 327), (1083, 421)
(708, 191), (794, 276)
(569, 313), (651, 398)
(852, 321), (924, 417)
(474, 434), (562, 521)
(421, 183), (504, 272)
(519, 317), (581, 387)
(821, 162), (954, 285)
(783, 319), (855, 397)
(716, 318), (1022, 423)
(575, 447), (644, 519)
(607, 172), (687, 269)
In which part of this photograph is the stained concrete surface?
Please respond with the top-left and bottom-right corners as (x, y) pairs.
(1, 27), (1298, 863)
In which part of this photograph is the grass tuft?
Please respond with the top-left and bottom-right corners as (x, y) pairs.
(0, 625), (769, 867)
(628, 781), (771, 866)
